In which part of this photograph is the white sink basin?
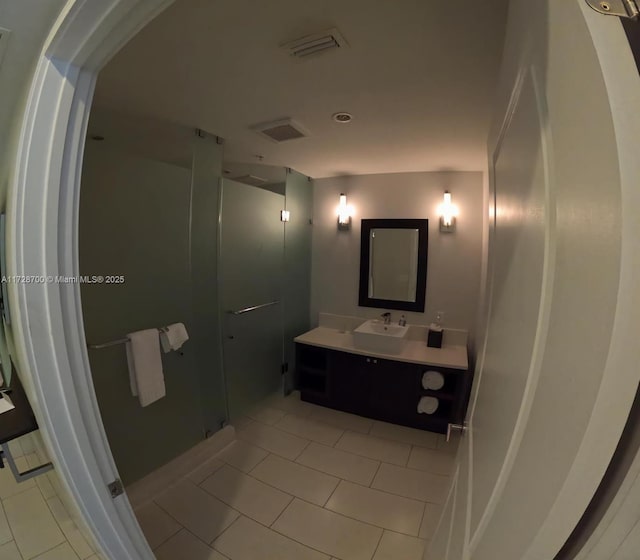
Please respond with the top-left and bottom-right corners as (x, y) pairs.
(353, 319), (409, 354)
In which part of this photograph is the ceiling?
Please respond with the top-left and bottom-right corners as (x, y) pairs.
(92, 0), (509, 178)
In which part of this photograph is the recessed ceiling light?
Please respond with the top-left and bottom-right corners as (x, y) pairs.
(332, 112), (353, 123)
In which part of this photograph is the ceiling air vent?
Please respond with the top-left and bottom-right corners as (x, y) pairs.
(280, 27), (348, 60)
(231, 174), (268, 187)
(251, 118), (309, 143)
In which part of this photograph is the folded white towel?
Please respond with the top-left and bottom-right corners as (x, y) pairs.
(422, 370), (445, 391)
(160, 322), (189, 353)
(417, 396), (439, 414)
(126, 329), (165, 407)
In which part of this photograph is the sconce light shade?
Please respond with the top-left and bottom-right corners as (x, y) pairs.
(439, 191), (457, 233)
(337, 193), (352, 230)
(280, 210), (290, 222)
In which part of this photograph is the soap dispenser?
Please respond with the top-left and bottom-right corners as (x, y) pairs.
(427, 311), (444, 348)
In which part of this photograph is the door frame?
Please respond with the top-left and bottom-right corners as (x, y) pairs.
(9, 1), (173, 558)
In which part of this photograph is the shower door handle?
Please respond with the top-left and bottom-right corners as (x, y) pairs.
(228, 300), (280, 315)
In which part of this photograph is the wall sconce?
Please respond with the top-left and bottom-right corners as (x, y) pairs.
(280, 210), (290, 222)
(337, 193), (352, 230)
(438, 191), (457, 233)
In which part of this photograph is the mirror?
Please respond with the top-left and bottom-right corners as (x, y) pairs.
(358, 219), (428, 312)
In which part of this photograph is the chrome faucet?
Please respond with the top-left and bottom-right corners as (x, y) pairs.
(399, 314), (407, 326)
(381, 312), (391, 325)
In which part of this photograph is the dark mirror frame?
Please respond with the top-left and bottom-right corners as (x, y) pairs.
(358, 218), (428, 312)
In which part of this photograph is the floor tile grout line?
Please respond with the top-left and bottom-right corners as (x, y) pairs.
(198, 462), (301, 521)
(217, 443), (347, 489)
(333, 477), (430, 510)
(240, 427), (450, 490)
(245, 451), (272, 476)
(332, 430), (347, 449)
(267, 494), (295, 529)
(368, 460), (383, 488)
(213, 460), (343, 512)
(143, 519), (182, 552)
(0, 480), (37, 502)
(269, 417), (346, 449)
(208, 512), (244, 549)
(150, 497), (238, 553)
(201, 465), (422, 539)
(322, 497), (421, 539)
(235, 434), (311, 462)
(292, 438), (313, 462)
(292, 441), (382, 478)
(217, 438), (422, 507)
(21, 540), (67, 560)
(417, 501), (428, 542)
(41, 489), (90, 559)
(332, 438), (411, 468)
(0, 496), (20, 556)
(321, 477), (342, 509)
(256, 398), (441, 451)
(24, 472), (68, 559)
(268, 498), (383, 559)
(158, 470), (422, 555)
(370, 527), (386, 560)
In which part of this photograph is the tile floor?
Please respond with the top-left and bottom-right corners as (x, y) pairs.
(0, 433), (104, 560)
(135, 392), (458, 560)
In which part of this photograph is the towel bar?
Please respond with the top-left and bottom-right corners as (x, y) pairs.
(87, 326), (176, 350)
(87, 337), (129, 349)
(228, 300), (280, 315)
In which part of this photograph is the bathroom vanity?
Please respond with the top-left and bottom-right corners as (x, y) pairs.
(294, 318), (471, 435)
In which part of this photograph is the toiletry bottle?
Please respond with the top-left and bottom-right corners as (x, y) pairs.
(427, 311), (444, 348)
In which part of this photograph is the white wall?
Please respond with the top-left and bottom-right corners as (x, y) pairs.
(311, 171), (484, 340)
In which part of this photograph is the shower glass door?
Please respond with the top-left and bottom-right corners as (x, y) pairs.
(220, 179), (284, 420)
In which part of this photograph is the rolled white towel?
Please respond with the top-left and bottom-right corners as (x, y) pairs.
(422, 370), (445, 391)
(417, 396), (439, 414)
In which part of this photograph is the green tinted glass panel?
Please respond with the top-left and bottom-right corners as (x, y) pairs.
(220, 179), (284, 420)
(283, 170), (313, 392)
(80, 146), (204, 484)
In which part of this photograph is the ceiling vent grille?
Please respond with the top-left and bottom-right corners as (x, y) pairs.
(251, 118), (309, 143)
(280, 28), (348, 60)
(231, 174), (268, 187)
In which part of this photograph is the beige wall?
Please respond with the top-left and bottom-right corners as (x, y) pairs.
(311, 171), (484, 341)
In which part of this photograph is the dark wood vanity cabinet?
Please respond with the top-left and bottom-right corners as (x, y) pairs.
(296, 343), (470, 434)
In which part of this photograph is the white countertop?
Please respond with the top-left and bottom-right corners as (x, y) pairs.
(295, 327), (468, 370)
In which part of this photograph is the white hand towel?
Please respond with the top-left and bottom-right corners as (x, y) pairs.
(417, 396), (439, 415)
(160, 323), (189, 353)
(422, 370), (445, 391)
(126, 329), (165, 407)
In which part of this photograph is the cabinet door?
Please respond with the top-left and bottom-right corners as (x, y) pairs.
(328, 351), (372, 416)
(369, 359), (418, 424)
